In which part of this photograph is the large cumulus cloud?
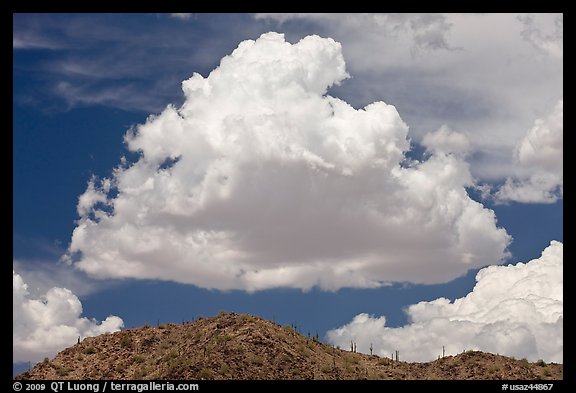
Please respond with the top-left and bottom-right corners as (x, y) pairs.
(65, 32), (510, 291)
(13, 270), (123, 363)
(327, 241), (563, 362)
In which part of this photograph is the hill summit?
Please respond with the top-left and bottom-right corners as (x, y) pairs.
(16, 312), (562, 380)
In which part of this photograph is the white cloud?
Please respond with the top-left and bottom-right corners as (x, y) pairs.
(408, 13), (455, 51)
(496, 174), (562, 204)
(255, 13), (457, 52)
(496, 99), (563, 203)
(65, 32), (510, 291)
(13, 259), (103, 298)
(518, 14), (563, 58)
(255, 14), (563, 184)
(516, 100), (563, 170)
(327, 241), (563, 363)
(13, 270), (123, 364)
(77, 176), (111, 218)
(421, 125), (470, 155)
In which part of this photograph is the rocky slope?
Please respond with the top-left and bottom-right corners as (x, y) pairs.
(16, 312), (562, 380)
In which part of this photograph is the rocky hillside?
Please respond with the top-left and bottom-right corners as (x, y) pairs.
(16, 312), (562, 380)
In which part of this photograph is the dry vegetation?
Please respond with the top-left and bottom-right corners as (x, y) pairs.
(16, 312), (562, 380)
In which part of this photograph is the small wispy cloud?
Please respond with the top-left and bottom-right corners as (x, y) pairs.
(169, 13), (193, 21)
(53, 81), (168, 113)
(13, 34), (63, 50)
(13, 13), (223, 113)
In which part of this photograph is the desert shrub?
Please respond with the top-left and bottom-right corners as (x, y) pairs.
(215, 334), (232, 345)
(251, 355), (264, 366)
(43, 357), (50, 364)
(83, 346), (97, 355)
(536, 359), (546, 366)
(199, 368), (212, 379)
(133, 355), (145, 364)
(343, 360), (354, 373)
(219, 363), (230, 374)
(54, 366), (73, 377)
(167, 355), (188, 373)
(120, 336), (132, 348)
(297, 344), (311, 357)
(115, 364), (126, 373)
(320, 365), (333, 373)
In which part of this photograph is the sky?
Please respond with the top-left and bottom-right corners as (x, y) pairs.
(13, 13), (563, 375)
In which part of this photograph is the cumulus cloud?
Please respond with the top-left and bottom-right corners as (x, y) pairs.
(496, 99), (563, 203)
(13, 270), (123, 364)
(64, 32), (510, 291)
(327, 241), (563, 363)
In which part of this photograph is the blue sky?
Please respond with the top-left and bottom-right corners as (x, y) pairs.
(13, 13), (562, 375)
